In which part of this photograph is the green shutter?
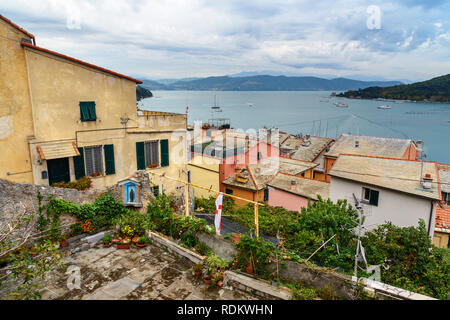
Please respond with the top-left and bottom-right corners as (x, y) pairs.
(88, 102), (96, 120)
(74, 147), (85, 180)
(136, 142), (145, 170)
(80, 103), (90, 121)
(104, 144), (115, 175)
(160, 139), (169, 167)
(370, 190), (379, 206)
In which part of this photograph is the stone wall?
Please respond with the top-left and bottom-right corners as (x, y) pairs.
(0, 178), (115, 238)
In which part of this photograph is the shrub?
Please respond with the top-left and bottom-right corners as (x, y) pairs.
(51, 176), (92, 191)
(235, 233), (276, 275)
(113, 210), (154, 236)
(103, 234), (112, 244)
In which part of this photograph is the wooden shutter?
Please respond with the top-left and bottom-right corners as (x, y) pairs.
(84, 147), (94, 175)
(74, 147), (85, 180)
(104, 144), (115, 175)
(88, 102), (96, 121)
(136, 142), (145, 170)
(369, 190), (379, 206)
(80, 102), (90, 121)
(160, 139), (169, 167)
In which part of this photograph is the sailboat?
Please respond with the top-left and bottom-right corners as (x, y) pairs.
(211, 94), (223, 112)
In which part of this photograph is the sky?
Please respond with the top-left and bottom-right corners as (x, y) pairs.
(1, 0), (450, 82)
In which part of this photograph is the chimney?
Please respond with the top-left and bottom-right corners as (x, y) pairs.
(354, 140), (360, 148)
(290, 180), (296, 191)
(422, 173), (432, 189)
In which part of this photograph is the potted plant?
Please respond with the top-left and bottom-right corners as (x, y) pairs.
(59, 236), (68, 248)
(212, 272), (224, 287)
(103, 234), (113, 248)
(232, 233), (243, 244)
(203, 268), (213, 286)
(135, 237), (148, 248)
(117, 238), (131, 249)
(192, 263), (204, 277)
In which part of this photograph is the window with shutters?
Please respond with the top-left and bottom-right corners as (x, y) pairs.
(144, 141), (159, 167)
(442, 192), (450, 205)
(84, 145), (104, 176)
(80, 102), (97, 121)
(362, 187), (379, 206)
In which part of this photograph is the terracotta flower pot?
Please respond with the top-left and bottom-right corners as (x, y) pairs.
(117, 243), (130, 249)
(232, 233), (243, 244)
(103, 243), (112, 248)
(245, 265), (254, 275)
(194, 272), (202, 277)
(135, 242), (146, 248)
(217, 281), (223, 287)
(60, 240), (67, 247)
(203, 278), (211, 286)
(132, 237), (141, 244)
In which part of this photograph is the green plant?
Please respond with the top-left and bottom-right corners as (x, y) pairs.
(235, 233), (276, 275)
(194, 242), (212, 256)
(193, 263), (204, 274)
(206, 253), (228, 272)
(51, 176), (92, 191)
(103, 234), (112, 244)
(114, 210), (154, 236)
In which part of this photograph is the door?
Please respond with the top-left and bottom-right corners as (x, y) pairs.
(47, 158), (70, 185)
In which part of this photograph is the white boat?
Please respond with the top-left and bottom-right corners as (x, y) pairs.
(377, 105), (392, 109)
(334, 102), (348, 108)
(248, 103), (254, 107)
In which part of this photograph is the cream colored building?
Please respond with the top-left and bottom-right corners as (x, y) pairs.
(187, 155), (221, 199)
(0, 15), (187, 191)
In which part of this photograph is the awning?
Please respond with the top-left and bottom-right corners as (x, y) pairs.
(36, 141), (80, 160)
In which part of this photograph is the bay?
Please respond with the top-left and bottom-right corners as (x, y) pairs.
(140, 91), (450, 164)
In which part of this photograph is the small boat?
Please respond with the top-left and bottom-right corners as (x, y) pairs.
(377, 105), (392, 109)
(320, 99), (329, 102)
(248, 103), (254, 107)
(334, 102), (348, 108)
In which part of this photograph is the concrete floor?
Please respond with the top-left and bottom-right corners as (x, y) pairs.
(38, 243), (258, 300)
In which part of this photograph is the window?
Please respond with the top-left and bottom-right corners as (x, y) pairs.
(151, 186), (160, 198)
(442, 192), (450, 205)
(84, 146), (103, 176)
(225, 188), (234, 195)
(144, 141), (159, 167)
(257, 152), (263, 160)
(136, 139), (169, 170)
(264, 188), (269, 201)
(362, 187), (379, 206)
(80, 102), (96, 122)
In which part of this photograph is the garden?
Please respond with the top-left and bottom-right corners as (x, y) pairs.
(1, 191), (448, 300)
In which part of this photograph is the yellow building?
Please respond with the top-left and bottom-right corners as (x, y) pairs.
(187, 155), (221, 198)
(0, 15), (187, 191)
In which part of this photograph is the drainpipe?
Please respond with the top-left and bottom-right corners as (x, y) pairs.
(428, 201), (434, 236)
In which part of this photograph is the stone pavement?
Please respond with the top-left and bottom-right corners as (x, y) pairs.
(38, 243), (258, 300)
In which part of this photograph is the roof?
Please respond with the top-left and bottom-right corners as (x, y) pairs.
(280, 136), (304, 151)
(268, 173), (330, 201)
(278, 157), (319, 175)
(0, 14), (35, 39)
(438, 164), (450, 193)
(325, 134), (413, 159)
(435, 205), (450, 230)
(222, 161), (278, 191)
(21, 41), (142, 84)
(36, 141), (79, 160)
(329, 154), (440, 200)
(291, 136), (334, 161)
(191, 142), (245, 160)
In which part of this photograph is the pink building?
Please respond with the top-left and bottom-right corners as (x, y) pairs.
(267, 173), (330, 212)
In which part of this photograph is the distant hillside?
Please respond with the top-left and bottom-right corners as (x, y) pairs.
(337, 74), (450, 102)
(141, 75), (400, 91)
(136, 85), (153, 101)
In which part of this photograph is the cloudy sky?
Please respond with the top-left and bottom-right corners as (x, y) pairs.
(1, 0), (449, 82)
